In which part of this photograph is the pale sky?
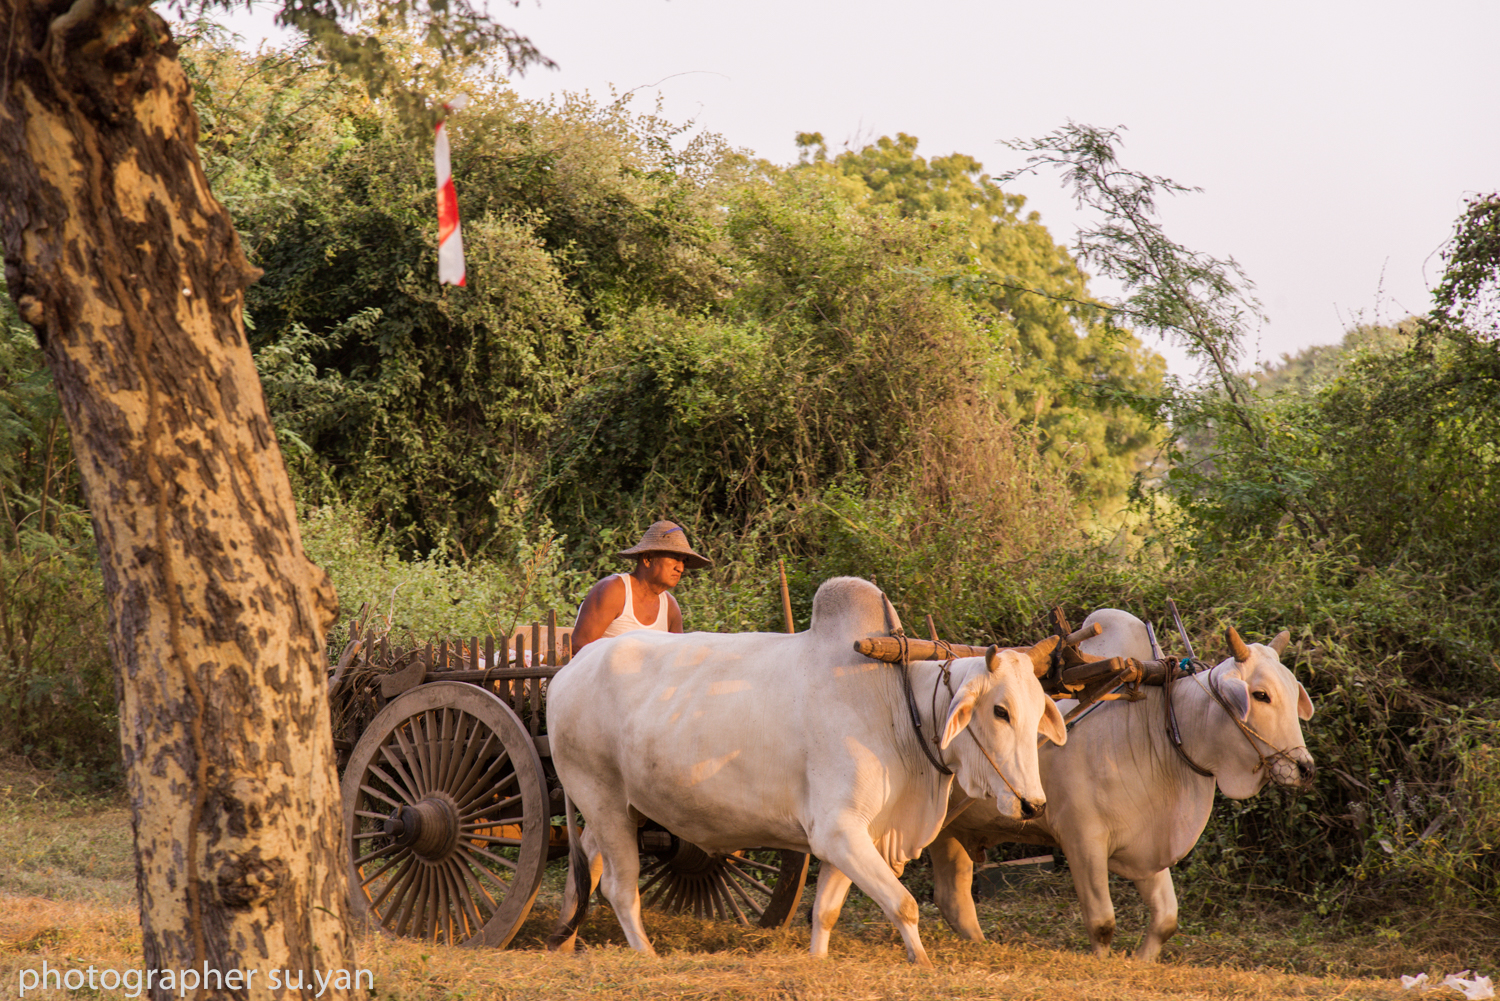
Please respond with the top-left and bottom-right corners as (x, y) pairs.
(207, 0), (1500, 376)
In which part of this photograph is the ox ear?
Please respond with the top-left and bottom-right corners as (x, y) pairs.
(1038, 697), (1068, 747)
(1226, 626), (1252, 662)
(1269, 630), (1291, 655)
(1296, 681), (1314, 721)
(1218, 675), (1252, 721)
(1026, 635), (1060, 678)
(939, 680), (983, 750)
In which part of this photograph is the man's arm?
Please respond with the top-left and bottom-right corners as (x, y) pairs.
(667, 593), (683, 633)
(571, 576), (626, 651)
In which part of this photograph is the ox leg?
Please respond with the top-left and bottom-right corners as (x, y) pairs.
(1061, 837), (1116, 957)
(817, 834), (934, 967)
(808, 861), (854, 959)
(552, 828), (605, 954)
(589, 814), (658, 956)
(929, 831), (985, 942)
(1130, 869), (1179, 962)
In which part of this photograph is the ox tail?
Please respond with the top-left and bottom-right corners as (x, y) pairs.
(546, 789), (591, 952)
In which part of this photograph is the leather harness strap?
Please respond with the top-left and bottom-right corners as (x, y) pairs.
(895, 632), (953, 776)
(893, 630), (1028, 806)
(1163, 658), (1215, 777)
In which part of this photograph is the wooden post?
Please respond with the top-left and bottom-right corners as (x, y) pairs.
(779, 559), (796, 634)
(512, 633), (526, 716)
(484, 634), (496, 696)
(925, 614), (939, 642)
(547, 609), (558, 667)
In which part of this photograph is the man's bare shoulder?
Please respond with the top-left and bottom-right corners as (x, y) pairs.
(584, 573), (627, 610)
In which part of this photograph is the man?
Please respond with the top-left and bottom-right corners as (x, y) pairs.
(571, 521), (712, 651)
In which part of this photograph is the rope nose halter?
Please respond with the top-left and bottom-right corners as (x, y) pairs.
(1165, 659), (1313, 788)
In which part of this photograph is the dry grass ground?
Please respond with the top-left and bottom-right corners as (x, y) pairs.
(0, 761), (1493, 1000)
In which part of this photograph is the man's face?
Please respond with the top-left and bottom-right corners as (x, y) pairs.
(643, 554), (685, 589)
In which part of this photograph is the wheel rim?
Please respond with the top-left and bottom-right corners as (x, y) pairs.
(638, 836), (808, 928)
(342, 682), (549, 947)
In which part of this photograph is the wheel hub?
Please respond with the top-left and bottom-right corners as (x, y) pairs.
(384, 792), (460, 861)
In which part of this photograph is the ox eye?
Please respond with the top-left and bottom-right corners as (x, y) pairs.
(1252, 691), (1272, 703)
(993, 705), (1010, 722)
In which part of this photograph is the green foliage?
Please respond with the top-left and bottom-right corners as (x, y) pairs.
(1249, 321), (1414, 398)
(301, 502), (584, 644)
(539, 168), (1054, 556)
(178, 0), (553, 133)
(187, 36), (760, 557)
(0, 286), (114, 781)
(1434, 191), (1499, 332)
(810, 133), (1164, 507)
(1002, 123), (1259, 392)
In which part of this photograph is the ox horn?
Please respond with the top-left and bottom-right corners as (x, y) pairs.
(1226, 626), (1252, 662)
(1270, 630), (1290, 655)
(1027, 635), (1060, 678)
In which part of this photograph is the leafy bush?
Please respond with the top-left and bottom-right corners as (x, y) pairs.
(300, 502), (587, 645)
(0, 291), (115, 782)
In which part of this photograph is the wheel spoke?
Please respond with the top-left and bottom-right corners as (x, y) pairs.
(461, 790), (522, 822)
(441, 711), (472, 792)
(416, 711), (440, 792)
(446, 713), (490, 800)
(392, 725), (429, 796)
(638, 863), (671, 898)
(662, 874), (688, 914)
(459, 842), (520, 872)
(714, 873), (744, 922)
(370, 856), (418, 916)
(452, 853), (502, 913)
(354, 843), (399, 867)
(444, 860), (483, 941)
(726, 854), (782, 876)
(441, 709), (463, 794)
(457, 754), (517, 811)
(358, 847), (412, 890)
(433, 709), (453, 795)
(462, 833), (524, 847)
(355, 782), (404, 811)
(451, 730), (501, 802)
(721, 865), (767, 919)
(722, 864), (776, 896)
(377, 743), (423, 803)
(396, 865), (429, 937)
(432, 860), (450, 943)
(354, 809), (394, 822)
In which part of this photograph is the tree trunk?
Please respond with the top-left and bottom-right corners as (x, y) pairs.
(0, 2), (357, 997)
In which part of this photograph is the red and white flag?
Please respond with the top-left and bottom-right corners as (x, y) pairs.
(435, 94), (471, 286)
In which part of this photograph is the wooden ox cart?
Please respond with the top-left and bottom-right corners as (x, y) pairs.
(329, 613), (809, 949)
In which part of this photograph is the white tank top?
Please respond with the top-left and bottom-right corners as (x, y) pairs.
(600, 573), (670, 639)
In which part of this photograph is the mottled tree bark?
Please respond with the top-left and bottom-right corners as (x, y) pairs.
(0, 1), (357, 997)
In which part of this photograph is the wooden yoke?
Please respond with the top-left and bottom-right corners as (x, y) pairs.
(852, 603), (1193, 727)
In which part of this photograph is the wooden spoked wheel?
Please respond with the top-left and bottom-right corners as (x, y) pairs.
(637, 831), (809, 929)
(341, 682), (550, 948)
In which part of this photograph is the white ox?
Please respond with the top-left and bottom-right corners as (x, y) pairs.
(546, 577), (1067, 966)
(929, 608), (1316, 961)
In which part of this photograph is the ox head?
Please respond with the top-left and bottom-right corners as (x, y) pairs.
(1201, 627), (1316, 798)
(939, 638), (1068, 821)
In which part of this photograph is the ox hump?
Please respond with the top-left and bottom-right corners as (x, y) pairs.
(809, 577), (899, 638)
(1078, 608), (1155, 664)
